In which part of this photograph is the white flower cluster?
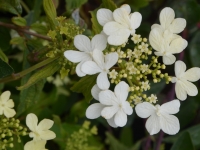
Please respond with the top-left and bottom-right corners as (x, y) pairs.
(64, 5), (200, 135)
(24, 113), (56, 150)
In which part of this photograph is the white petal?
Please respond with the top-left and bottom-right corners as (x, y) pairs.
(123, 101), (133, 115)
(113, 8), (130, 27)
(99, 90), (117, 105)
(145, 114), (161, 135)
(103, 21), (125, 35)
(64, 50), (91, 63)
(108, 31), (130, 46)
(26, 113), (38, 131)
(175, 81), (187, 100)
(120, 4), (131, 14)
(97, 72), (110, 90)
(160, 100), (180, 114)
(91, 34), (107, 51)
(24, 140), (47, 150)
(151, 24), (163, 30)
(182, 80), (198, 97)
(74, 35), (91, 52)
(101, 106), (118, 119)
(149, 28), (163, 51)
(81, 61), (102, 75)
(6, 99), (14, 108)
(114, 81), (129, 102)
(0, 91), (10, 102)
(135, 102), (156, 118)
(105, 52), (118, 70)
(130, 12), (142, 29)
(39, 130), (56, 140)
(159, 7), (175, 29)
(97, 9), (114, 26)
(175, 61), (186, 77)
(91, 84), (101, 100)
(86, 103), (105, 119)
(182, 67), (200, 82)
(162, 54), (176, 65)
(75, 61), (86, 77)
(37, 119), (54, 131)
(4, 108), (16, 118)
(169, 38), (188, 54)
(92, 49), (105, 69)
(107, 117), (118, 128)
(160, 114), (180, 135)
(114, 110), (127, 127)
(169, 18), (186, 34)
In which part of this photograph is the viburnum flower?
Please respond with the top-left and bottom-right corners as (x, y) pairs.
(99, 4), (142, 46)
(64, 34), (107, 77)
(151, 7), (186, 40)
(171, 61), (200, 100)
(86, 84), (118, 128)
(99, 81), (133, 127)
(81, 49), (118, 90)
(26, 113), (56, 141)
(24, 140), (47, 150)
(0, 91), (16, 118)
(135, 100), (180, 135)
(149, 28), (188, 65)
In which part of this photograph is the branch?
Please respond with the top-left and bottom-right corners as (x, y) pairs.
(0, 21), (52, 41)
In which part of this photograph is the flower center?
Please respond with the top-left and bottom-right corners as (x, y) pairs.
(155, 105), (161, 117)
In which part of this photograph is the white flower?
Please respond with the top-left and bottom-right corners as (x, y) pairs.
(126, 49), (133, 59)
(149, 28), (188, 65)
(171, 61), (200, 100)
(140, 64), (149, 73)
(138, 42), (148, 53)
(148, 94), (157, 104)
(97, 8), (114, 26)
(99, 81), (133, 127)
(101, 4), (142, 46)
(141, 81), (150, 91)
(131, 34), (141, 44)
(64, 34), (107, 77)
(134, 96), (142, 105)
(26, 113), (56, 141)
(132, 48), (142, 58)
(135, 100), (180, 135)
(128, 66), (138, 75)
(0, 91), (16, 118)
(151, 7), (186, 37)
(109, 69), (118, 79)
(81, 49), (118, 90)
(117, 49), (125, 58)
(86, 84), (118, 128)
(24, 140), (47, 150)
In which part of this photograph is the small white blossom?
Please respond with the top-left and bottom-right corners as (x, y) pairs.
(131, 34), (141, 44)
(139, 42), (148, 53)
(132, 48), (142, 58)
(117, 49), (125, 58)
(126, 62), (134, 69)
(135, 100), (180, 135)
(26, 113), (56, 141)
(109, 69), (118, 79)
(141, 81), (150, 91)
(64, 34), (107, 77)
(126, 49), (133, 59)
(140, 64), (149, 73)
(24, 140), (47, 150)
(148, 94), (157, 104)
(0, 91), (16, 118)
(171, 61), (200, 100)
(101, 4), (142, 46)
(99, 81), (133, 127)
(81, 49), (118, 90)
(128, 66), (138, 75)
(134, 96), (142, 105)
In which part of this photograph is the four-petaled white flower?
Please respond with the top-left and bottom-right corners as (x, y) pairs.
(99, 81), (133, 127)
(99, 4), (142, 46)
(151, 7), (186, 41)
(0, 91), (16, 118)
(135, 100), (180, 135)
(149, 28), (188, 65)
(64, 34), (107, 77)
(81, 49), (118, 90)
(24, 140), (47, 150)
(171, 61), (200, 100)
(26, 113), (56, 141)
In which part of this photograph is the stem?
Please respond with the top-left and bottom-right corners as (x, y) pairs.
(0, 21), (52, 41)
(20, 1), (30, 13)
(0, 56), (59, 83)
(144, 136), (151, 150)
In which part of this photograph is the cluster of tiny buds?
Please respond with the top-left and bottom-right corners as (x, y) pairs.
(0, 116), (27, 149)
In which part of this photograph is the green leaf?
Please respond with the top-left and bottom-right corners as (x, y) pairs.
(30, 23), (48, 34)
(10, 37), (25, 45)
(70, 75), (97, 102)
(171, 132), (194, 150)
(120, 127), (133, 147)
(66, 0), (87, 10)
(43, 0), (57, 29)
(0, 0), (22, 15)
(102, 0), (117, 11)
(0, 49), (8, 63)
(70, 100), (88, 118)
(106, 132), (130, 150)
(17, 60), (61, 90)
(12, 16), (27, 27)
(127, 0), (149, 10)
(144, 79), (166, 95)
(0, 58), (14, 78)
(90, 9), (102, 34)
(0, 27), (11, 51)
